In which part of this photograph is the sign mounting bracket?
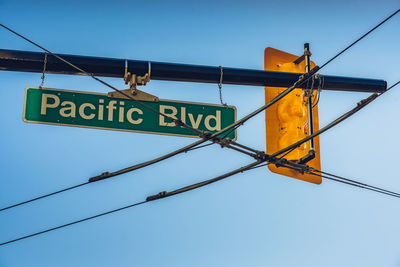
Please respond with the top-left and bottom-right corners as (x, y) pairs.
(107, 88), (159, 102)
(108, 61), (159, 102)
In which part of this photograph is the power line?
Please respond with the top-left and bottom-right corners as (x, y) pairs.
(0, 138), (258, 213)
(3, 116), (400, 246)
(0, 161), (263, 247)
(0, 182), (89, 212)
(0, 134), (261, 213)
(271, 78), (400, 159)
(271, 93), (379, 158)
(0, 23), (310, 181)
(0, 6), (399, 251)
(1, 8), (399, 212)
(89, 8), (400, 182)
(0, 69), (304, 212)
(386, 79), (400, 92)
(146, 160), (262, 201)
(0, 23), (270, 211)
(309, 168), (400, 198)
(319, 9), (400, 70)
(0, 23), (203, 138)
(0, 23), (269, 175)
(247, 162), (270, 170)
(267, 9), (400, 160)
(227, 122), (400, 199)
(88, 73), (308, 183)
(184, 142), (214, 152)
(222, 121), (400, 200)
(255, 158), (400, 199)
(14, 149), (399, 247)
(266, 75), (400, 163)
(0, 200), (147, 247)
(307, 171), (400, 199)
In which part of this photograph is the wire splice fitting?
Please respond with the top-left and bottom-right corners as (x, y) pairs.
(357, 93), (379, 107)
(146, 191), (167, 201)
(88, 172), (111, 183)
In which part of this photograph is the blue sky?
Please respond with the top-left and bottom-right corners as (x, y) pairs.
(1, 1), (400, 266)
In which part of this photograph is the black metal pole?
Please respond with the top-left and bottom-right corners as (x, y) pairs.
(0, 49), (387, 93)
(304, 43), (315, 152)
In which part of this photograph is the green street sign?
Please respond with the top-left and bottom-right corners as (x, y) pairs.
(23, 87), (237, 139)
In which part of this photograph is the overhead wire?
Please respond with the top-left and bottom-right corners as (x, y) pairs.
(6, 148), (400, 247)
(87, 74), (310, 183)
(1, 79), (399, 244)
(385, 79), (400, 92)
(93, 7), (400, 181)
(319, 9), (400, 70)
(0, 22), (312, 186)
(0, 182), (89, 212)
(7, 124), (400, 247)
(229, 78), (400, 195)
(0, 160), (263, 247)
(270, 93), (379, 158)
(198, 79), (400, 197)
(0, 200), (147, 247)
(0, 23), (202, 137)
(263, 160), (400, 199)
(244, 156), (400, 200)
(271, 76), (400, 160)
(247, 162), (270, 171)
(307, 172), (400, 199)
(1, 8), (398, 212)
(308, 168), (400, 198)
(184, 142), (214, 152)
(145, 160), (263, 201)
(225, 80), (400, 197)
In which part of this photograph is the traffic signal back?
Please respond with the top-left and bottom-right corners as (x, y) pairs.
(264, 47), (321, 184)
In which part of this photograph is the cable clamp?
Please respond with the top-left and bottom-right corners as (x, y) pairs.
(357, 93), (378, 107)
(146, 191), (167, 201)
(124, 62), (151, 94)
(270, 157), (310, 174)
(255, 151), (267, 161)
(215, 137), (231, 148)
(108, 62), (159, 102)
(88, 171), (111, 183)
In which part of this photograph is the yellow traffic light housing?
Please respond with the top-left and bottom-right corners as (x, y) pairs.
(264, 47), (321, 184)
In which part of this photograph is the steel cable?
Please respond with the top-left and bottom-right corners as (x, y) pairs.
(0, 8), (398, 213)
(0, 160), (263, 247)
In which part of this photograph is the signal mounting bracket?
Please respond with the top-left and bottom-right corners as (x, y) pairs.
(296, 43), (316, 164)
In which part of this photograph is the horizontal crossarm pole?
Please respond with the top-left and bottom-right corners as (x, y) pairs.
(0, 49), (386, 93)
